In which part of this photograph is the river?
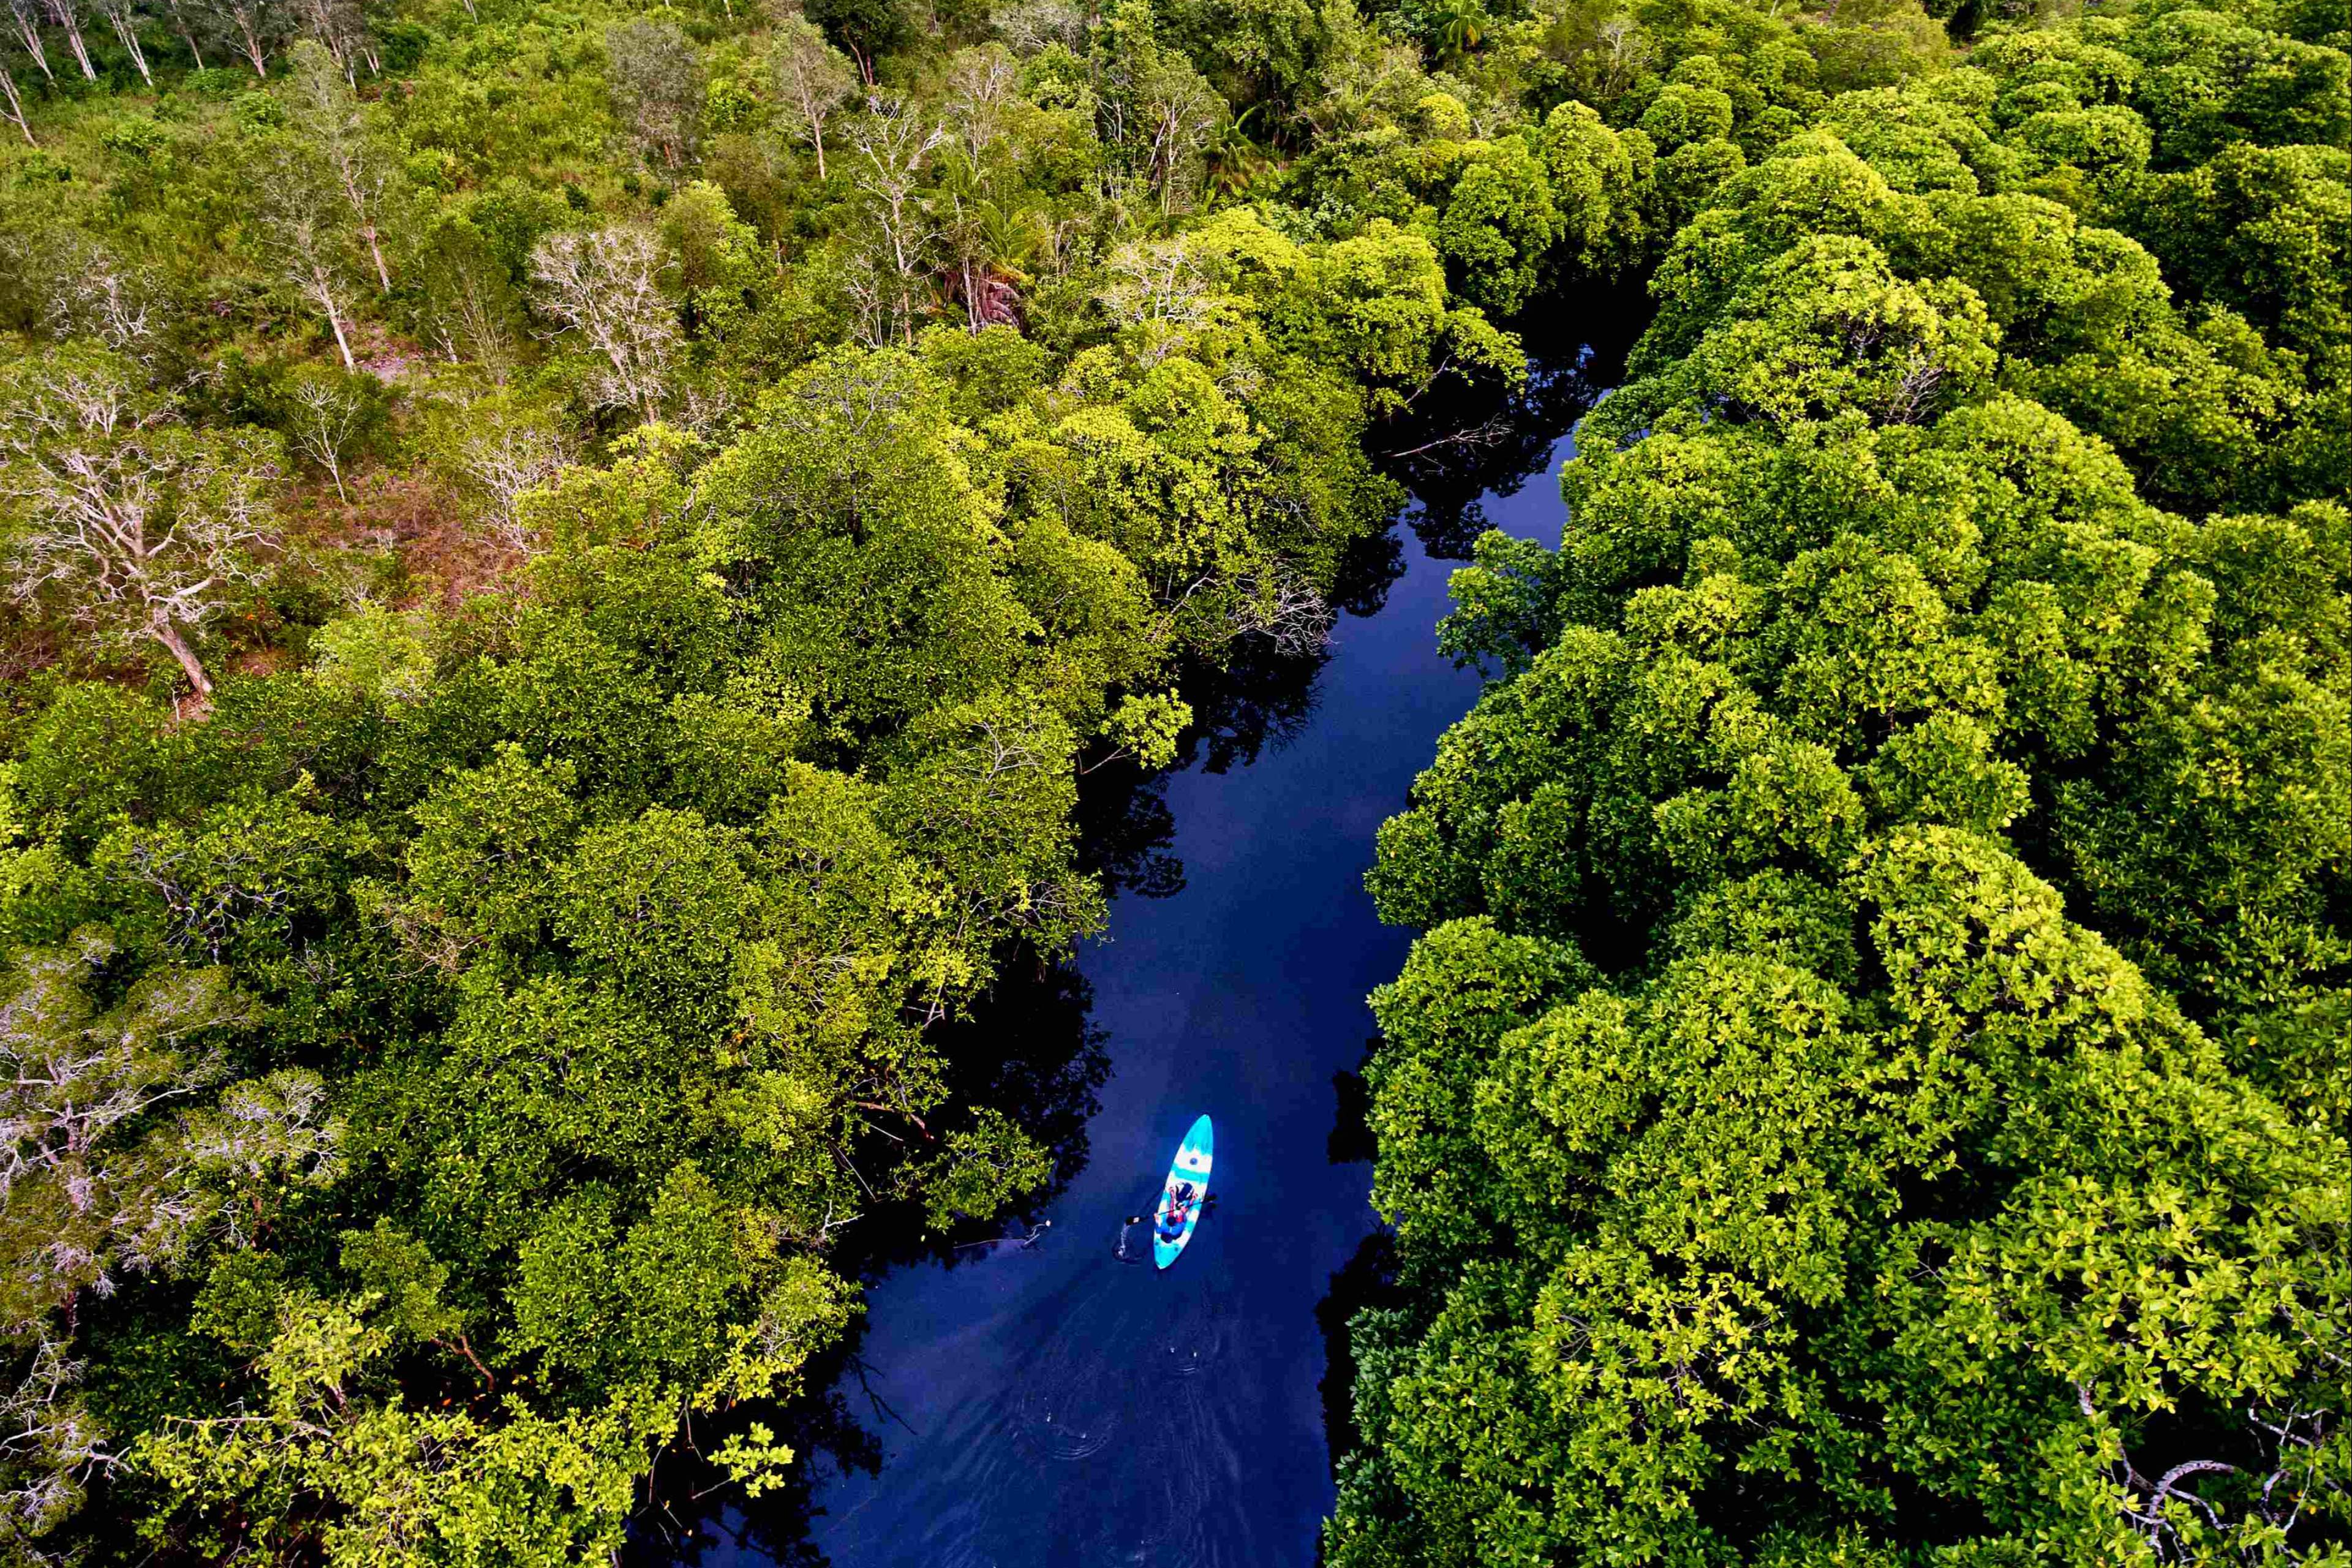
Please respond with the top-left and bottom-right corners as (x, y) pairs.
(680, 344), (1620, 1568)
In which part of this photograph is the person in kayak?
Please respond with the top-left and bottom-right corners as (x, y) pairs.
(1158, 1181), (1197, 1238)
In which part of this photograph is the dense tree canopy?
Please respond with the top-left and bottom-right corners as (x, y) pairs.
(1338, 0), (2352, 1561)
(0, 0), (2343, 1553)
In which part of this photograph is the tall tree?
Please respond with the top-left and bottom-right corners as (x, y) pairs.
(845, 95), (941, 345)
(189, 0), (278, 75)
(0, 930), (339, 1562)
(5, 0), (51, 80)
(0, 56), (30, 144)
(253, 137), (363, 368)
(605, 18), (703, 170)
(285, 40), (397, 294)
(292, 0), (366, 78)
(92, 0), (149, 84)
(767, 15), (856, 181)
(42, 0), (92, 79)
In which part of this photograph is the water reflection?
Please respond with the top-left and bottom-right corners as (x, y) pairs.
(1380, 288), (1648, 560)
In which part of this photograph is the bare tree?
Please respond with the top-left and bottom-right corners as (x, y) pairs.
(189, 0), (278, 75)
(92, 0), (149, 83)
(0, 933), (339, 1555)
(454, 408), (571, 551)
(1098, 232), (1219, 360)
(283, 370), (366, 502)
(0, 350), (282, 696)
(1585, 18), (1654, 107)
(0, 1332), (115, 1556)
(528, 224), (677, 421)
(1229, 564), (1335, 654)
(766, 16), (853, 181)
(254, 143), (361, 369)
(412, 214), (522, 380)
(942, 45), (1017, 174)
(291, 0), (365, 78)
(1139, 61), (1219, 218)
(429, 266), (520, 380)
(6, 0), (51, 80)
(995, 0), (1083, 55)
(605, 17), (703, 169)
(845, 96), (941, 346)
(429, 265), (518, 379)
(286, 40), (395, 293)
(0, 932), (245, 1323)
(0, 58), (30, 146)
(43, 0), (92, 78)
(43, 236), (160, 353)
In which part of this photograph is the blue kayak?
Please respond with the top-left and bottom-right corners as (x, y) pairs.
(1152, 1115), (1213, 1270)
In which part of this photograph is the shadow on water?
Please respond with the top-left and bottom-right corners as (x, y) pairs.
(1376, 283), (1648, 560)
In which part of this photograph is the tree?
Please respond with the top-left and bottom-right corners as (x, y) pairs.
(1136, 45), (1223, 218)
(254, 139), (364, 368)
(527, 224), (677, 421)
(605, 18), (704, 170)
(450, 396), (573, 550)
(0, 206), (165, 351)
(291, 0), (369, 79)
(6, 0), (51, 81)
(845, 97), (943, 346)
(0, 350), (282, 696)
(286, 40), (398, 295)
(767, 16), (856, 181)
(161, 0), (202, 66)
(188, 0), (281, 75)
(412, 214), (525, 381)
(941, 43), (1018, 175)
(1329, 4), (2352, 1561)
(0, 929), (341, 1563)
(0, 58), (30, 146)
(1435, 141), (1564, 317)
(281, 367), (372, 502)
(92, 0), (149, 85)
(804, 0), (910, 69)
(1429, 0), (1484, 62)
(42, 0), (92, 80)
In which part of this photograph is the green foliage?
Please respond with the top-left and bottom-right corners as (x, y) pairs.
(1341, 0), (2352, 1561)
(8, 0), (2345, 1556)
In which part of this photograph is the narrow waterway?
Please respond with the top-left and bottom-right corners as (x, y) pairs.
(697, 345), (1619, 1568)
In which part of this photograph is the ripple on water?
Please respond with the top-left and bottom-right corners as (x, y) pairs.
(897, 1250), (1246, 1568)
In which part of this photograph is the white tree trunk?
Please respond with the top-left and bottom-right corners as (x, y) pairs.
(152, 619), (212, 696)
(236, 7), (265, 74)
(108, 7), (151, 85)
(167, 0), (202, 67)
(0, 61), (32, 145)
(50, 0), (94, 78)
(10, 6), (52, 79)
(323, 299), (355, 368)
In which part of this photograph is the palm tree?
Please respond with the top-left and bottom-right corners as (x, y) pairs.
(1205, 106), (1271, 205)
(1431, 0), (1487, 61)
